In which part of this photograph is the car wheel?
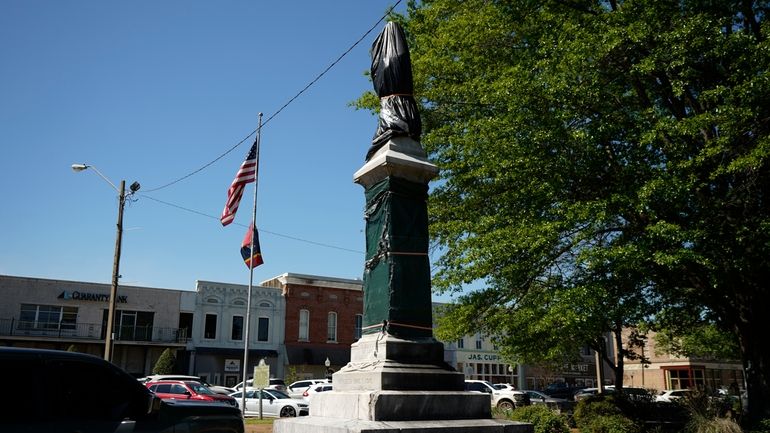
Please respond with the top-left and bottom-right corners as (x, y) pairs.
(280, 406), (297, 417)
(497, 400), (515, 411)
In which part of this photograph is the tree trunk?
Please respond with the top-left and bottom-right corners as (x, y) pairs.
(738, 318), (770, 426)
(613, 327), (625, 389)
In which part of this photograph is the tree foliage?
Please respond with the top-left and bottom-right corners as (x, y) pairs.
(366, 0), (770, 423)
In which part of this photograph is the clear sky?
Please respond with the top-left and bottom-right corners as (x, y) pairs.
(0, 1), (447, 296)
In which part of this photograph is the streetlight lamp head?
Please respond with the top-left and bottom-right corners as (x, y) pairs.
(71, 163), (88, 172)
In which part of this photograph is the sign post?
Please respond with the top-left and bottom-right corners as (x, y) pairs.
(253, 359), (269, 420)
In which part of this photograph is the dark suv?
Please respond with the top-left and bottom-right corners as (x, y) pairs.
(1, 347), (244, 433)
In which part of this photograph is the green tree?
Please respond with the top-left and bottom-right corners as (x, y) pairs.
(153, 348), (176, 375)
(359, 0), (770, 424)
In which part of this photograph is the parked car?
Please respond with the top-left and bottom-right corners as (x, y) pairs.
(574, 387), (614, 401)
(302, 383), (334, 402)
(610, 386), (653, 401)
(465, 379), (530, 409)
(139, 374), (235, 395)
(2, 347), (243, 433)
(229, 388), (309, 417)
(543, 382), (584, 400)
(287, 379), (329, 398)
(146, 380), (239, 407)
(234, 378), (287, 392)
(524, 390), (569, 404)
(656, 389), (692, 403)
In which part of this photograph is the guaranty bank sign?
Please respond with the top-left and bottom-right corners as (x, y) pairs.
(58, 291), (128, 303)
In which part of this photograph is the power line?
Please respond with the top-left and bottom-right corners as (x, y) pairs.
(139, 193), (365, 255)
(143, 0), (402, 193)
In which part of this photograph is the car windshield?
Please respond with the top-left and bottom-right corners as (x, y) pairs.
(186, 381), (215, 395)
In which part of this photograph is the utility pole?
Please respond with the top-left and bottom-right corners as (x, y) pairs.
(104, 180), (125, 362)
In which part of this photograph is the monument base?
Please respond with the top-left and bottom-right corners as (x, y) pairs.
(331, 333), (464, 393)
(310, 391), (490, 421)
(273, 416), (532, 433)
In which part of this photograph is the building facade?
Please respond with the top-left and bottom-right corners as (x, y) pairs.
(1, 274), (744, 394)
(186, 280), (285, 388)
(0, 275), (187, 377)
(262, 273), (363, 379)
(622, 329), (744, 392)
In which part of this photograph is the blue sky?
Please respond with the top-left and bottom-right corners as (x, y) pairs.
(0, 1), (453, 296)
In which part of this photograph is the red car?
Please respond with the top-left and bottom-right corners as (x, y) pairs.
(146, 380), (238, 408)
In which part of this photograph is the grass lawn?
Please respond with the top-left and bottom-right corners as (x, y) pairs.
(244, 418), (274, 426)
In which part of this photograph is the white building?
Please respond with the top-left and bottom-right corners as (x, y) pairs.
(186, 280), (285, 388)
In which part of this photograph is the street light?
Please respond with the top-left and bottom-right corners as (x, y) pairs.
(325, 357), (332, 380)
(71, 163), (140, 362)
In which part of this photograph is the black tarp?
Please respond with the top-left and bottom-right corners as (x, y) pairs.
(367, 22), (422, 161)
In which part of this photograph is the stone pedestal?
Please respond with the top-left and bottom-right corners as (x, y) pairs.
(273, 138), (532, 433)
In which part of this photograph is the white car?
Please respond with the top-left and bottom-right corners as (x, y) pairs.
(656, 389), (691, 402)
(229, 388), (309, 417)
(234, 377), (287, 392)
(302, 383), (333, 402)
(465, 379), (530, 409)
(287, 379), (329, 399)
(493, 383), (517, 391)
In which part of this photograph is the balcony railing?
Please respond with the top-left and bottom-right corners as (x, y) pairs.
(0, 318), (187, 344)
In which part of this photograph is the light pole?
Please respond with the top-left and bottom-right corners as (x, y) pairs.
(325, 357), (332, 380)
(71, 163), (140, 362)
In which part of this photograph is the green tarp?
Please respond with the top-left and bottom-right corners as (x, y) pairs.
(362, 177), (433, 339)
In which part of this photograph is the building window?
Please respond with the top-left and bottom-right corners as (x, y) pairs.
(354, 314), (363, 340)
(19, 304), (77, 330)
(457, 338), (464, 349)
(298, 309), (309, 341)
(204, 314), (217, 339)
(475, 334), (483, 350)
(100, 310), (154, 341)
(257, 317), (269, 342)
(231, 315), (244, 341)
(665, 367), (706, 390)
(327, 312), (337, 342)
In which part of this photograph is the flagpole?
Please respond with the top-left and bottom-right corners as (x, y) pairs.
(241, 113), (263, 416)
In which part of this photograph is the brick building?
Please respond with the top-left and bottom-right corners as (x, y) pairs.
(622, 329), (744, 392)
(261, 273), (363, 379)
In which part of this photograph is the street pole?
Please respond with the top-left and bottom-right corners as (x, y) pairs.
(104, 180), (125, 362)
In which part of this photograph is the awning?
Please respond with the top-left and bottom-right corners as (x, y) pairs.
(193, 347), (278, 358)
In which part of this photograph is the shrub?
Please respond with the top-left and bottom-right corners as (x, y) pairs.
(573, 395), (641, 433)
(501, 404), (570, 433)
(582, 414), (641, 433)
(683, 389), (742, 433)
(152, 348), (176, 374)
(745, 417), (770, 433)
(573, 395), (623, 425)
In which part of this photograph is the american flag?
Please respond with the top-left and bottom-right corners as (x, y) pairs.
(220, 140), (258, 226)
